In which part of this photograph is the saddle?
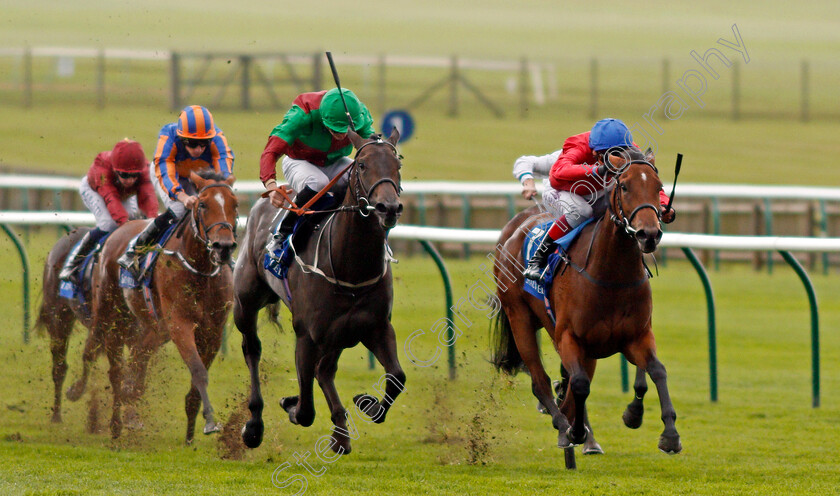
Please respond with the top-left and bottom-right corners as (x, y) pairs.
(264, 195), (337, 281)
(118, 220), (182, 290)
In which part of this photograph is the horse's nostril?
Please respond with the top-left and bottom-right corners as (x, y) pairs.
(396, 203), (404, 214)
(375, 203), (388, 214)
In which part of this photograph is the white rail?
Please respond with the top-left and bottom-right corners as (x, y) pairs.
(2, 211), (840, 252)
(4, 175), (840, 202)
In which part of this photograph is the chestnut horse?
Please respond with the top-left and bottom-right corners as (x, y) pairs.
(491, 150), (682, 459)
(233, 129), (405, 454)
(91, 170), (237, 442)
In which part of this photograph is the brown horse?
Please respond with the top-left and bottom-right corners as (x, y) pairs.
(90, 170), (237, 442)
(36, 227), (109, 424)
(233, 129), (405, 454)
(491, 150), (682, 458)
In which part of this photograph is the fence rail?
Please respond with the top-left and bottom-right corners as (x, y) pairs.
(2, 47), (837, 120)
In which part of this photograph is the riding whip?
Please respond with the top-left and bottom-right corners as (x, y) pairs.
(325, 51), (356, 133)
(665, 153), (683, 213)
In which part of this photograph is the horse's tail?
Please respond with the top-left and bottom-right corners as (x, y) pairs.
(265, 303), (284, 332)
(490, 306), (524, 375)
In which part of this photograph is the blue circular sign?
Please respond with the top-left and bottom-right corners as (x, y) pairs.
(381, 110), (415, 143)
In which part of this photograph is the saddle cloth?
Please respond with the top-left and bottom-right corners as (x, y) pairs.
(521, 217), (595, 301)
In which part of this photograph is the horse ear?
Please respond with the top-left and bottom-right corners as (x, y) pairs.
(347, 129), (365, 150)
(190, 171), (207, 190)
(645, 147), (655, 165)
(387, 126), (400, 146)
(224, 174), (236, 186)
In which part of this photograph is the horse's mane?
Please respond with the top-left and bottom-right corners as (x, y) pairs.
(196, 169), (227, 182)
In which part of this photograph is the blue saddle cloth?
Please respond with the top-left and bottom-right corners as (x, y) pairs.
(118, 222), (180, 290)
(521, 217), (594, 302)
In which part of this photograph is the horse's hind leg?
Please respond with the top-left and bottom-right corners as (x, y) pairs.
(66, 325), (104, 402)
(355, 323), (406, 425)
(280, 334), (317, 427)
(46, 308), (75, 423)
(625, 341), (682, 454)
(314, 350), (354, 454)
(234, 296), (266, 448)
(622, 365), (648, 429)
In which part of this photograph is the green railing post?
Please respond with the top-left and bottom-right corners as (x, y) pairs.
(419, 240), (456, 380)
(682, 247), (717, 402)
(620, 356), (629, 393)
(764, 198), (774, 274)
(778, 251), (820, 408)
(1, 224), (30, 343)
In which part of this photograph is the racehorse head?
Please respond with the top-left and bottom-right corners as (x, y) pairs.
(347, 128), (403, 230)
(606, 147), (663, 254)
(189, 170), (238, 265)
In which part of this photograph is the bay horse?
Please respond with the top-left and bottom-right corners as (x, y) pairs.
(233, 129), (405, 454)
(491, 149), (682, 458)
(36, 227), (108, 424)
(91, 170), (238, 442)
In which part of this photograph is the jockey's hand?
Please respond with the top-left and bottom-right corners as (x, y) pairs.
(268, 184), (295, 209)
(660, 206), (676, 224)
(521, 178), (537, 200)
(176, 191), (198, 209)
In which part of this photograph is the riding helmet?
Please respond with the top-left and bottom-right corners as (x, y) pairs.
(176, 105), (217, 140)
(589, 118), (633, 151)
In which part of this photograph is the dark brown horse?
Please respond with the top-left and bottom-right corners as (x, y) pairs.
(491, 150), (682, 459)
(89, 170), (237, 442)
(233, 129), (405, 454)
(36, 227), (108, 424)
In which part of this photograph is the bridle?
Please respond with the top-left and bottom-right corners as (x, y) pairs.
(165, 181), (237, 277)
(349, 137), (402, 218)
(608, 159), (662, 238)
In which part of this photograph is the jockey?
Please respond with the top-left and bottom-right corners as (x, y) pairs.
(117, 105), (234, 274)
(260, 88), (376, 246)
(523, 118), (676, 281)
(59, 139), (158, 283)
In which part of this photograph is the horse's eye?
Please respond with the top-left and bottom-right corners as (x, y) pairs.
(198, 201), (207, 209)
(620, 183), (628, 192)
(358, 162), (366, 171)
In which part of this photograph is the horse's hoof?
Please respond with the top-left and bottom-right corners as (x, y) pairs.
(583, 442), (604, 455)
(280, 396), (298, 413)
(566, 425), (589, 446)
(51, 412), (62, 424)
(622, 404), (644, 429)
(123, 409), (143, 431)
(658, 434), (682, 454)
(185, 437), (194, 446)
(330, 431), (352, 455)
(203, 421), (221, 435)
(557, 430), (572, 448)
(241, 419), (263, 449)
(66, 382), (85, 402)
(353, 394), (385, 424)
(110, 419), (122, 439)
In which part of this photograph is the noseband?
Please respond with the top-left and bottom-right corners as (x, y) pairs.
(608, 160), (661, 237)
(350, 138), (402, 217)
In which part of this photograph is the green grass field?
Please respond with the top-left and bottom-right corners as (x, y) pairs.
(1, 231), (839, 495)
(1, 2), (839, 494)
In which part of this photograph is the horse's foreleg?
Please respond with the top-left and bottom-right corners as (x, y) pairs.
(622, 365), (648, 429)
(48, 314), (74, 423)
(235, 300), (265, 449)
(171, 323), (220, 444)
(280, 334), (317, 427)
(557, 336), (593, 447)
(314, 350), (353, 455)
(355, 324), (406, 425)
(625, 341), (682, 454)
(103, 330), (124, 439)
(122, 325), (167, 404)
(66, 324), (103, 403)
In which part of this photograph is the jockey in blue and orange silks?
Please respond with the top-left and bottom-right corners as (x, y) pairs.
(522, 118), (676, 281)
(118, 105), (235, 274)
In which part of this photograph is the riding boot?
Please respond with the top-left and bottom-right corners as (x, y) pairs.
(273, 186), (319, 247)
(117, 208), (177, 273)
(523, 215), (571, 281)
(59, 228), (105, 283)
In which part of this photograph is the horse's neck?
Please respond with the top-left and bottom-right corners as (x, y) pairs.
(586, 214), (645, 280)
